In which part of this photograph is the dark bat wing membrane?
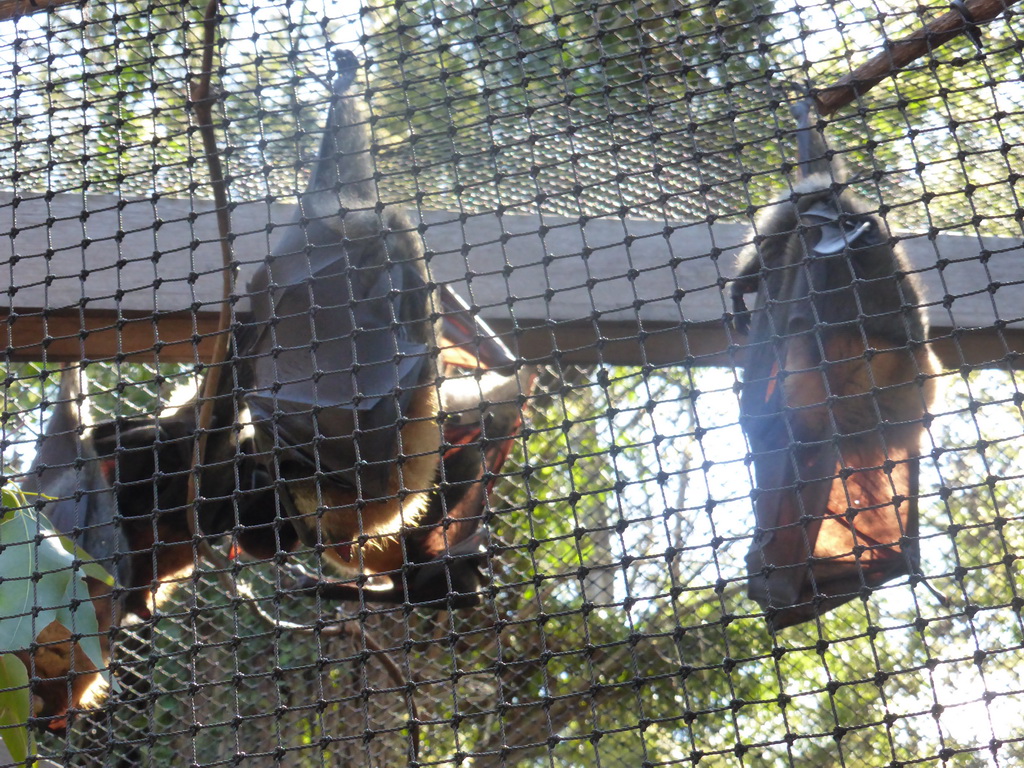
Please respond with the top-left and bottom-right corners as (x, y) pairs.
(744, 408), (921, 630)
(233, 50), (438, 533)
(740, 196), (926, 630)
(20, 372), (128, 732)
(240, 219), (432, 501)
(22, 371), (130, 588)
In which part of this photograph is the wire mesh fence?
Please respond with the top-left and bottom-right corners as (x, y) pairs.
(1, 1), (1023, 767)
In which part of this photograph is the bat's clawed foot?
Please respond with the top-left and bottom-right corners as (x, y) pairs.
(279, 532), (490, 610)
(277, 561), (322, 592)
(404, 531), (490, 609)
(331, 49), (359, 96)
(728, 284), (753, 335)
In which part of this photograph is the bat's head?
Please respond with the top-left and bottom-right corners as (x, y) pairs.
(771, 178), (925, 345)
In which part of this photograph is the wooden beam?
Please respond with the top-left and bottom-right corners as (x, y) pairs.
(1, 192), (1022, 368)
(2, 307), (222, 363)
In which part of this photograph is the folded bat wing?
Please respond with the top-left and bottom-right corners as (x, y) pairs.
(239, 218), (431, 500)
(21, 371), (130, 587)
(744, 395), (920, 630)
(88, 403), (209, 619)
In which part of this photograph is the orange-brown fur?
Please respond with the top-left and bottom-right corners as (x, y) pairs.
(17, 576), (114, 731)
(778, 332), (938, 568)
(781, 333), (938, 442)
(289, 383), (441, 573)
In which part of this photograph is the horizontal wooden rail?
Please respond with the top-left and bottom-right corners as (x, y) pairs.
(1, 192), (1021, 368)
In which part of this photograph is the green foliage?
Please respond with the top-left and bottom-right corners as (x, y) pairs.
(0, 653), (32, 765)
(0, 486), (106, 673)
(0, 485), (112, 765)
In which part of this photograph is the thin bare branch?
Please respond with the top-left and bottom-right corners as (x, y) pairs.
(186, 0), (235, 523)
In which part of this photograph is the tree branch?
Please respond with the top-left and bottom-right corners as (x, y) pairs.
(0, 0), (79, 21)
(815, 0), (1019, 115)
(186, 0), (235, 518)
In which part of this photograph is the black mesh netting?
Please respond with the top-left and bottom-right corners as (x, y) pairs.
(1, 1), (1023, 767)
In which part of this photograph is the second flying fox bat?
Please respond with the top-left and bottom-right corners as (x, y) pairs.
(19, 370), (127, 730)
(16, 370), (200, 729)
(731, 100), (938, 630)
(19, 369), (239, 729)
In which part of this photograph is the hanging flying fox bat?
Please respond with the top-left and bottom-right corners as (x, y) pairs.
(216, 51), (535, 607)
(731, 100), (939, 630)
(222, 48), (533, 610)
(234, 50), (441, 576)
(19, 369), (129, 731)
(18, 370), (243, 730)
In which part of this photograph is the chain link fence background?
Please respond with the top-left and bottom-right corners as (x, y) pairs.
(1, 1), (1023, 766)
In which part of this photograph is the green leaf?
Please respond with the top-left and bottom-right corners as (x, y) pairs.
(0, 495), (108, 688)
(0, 654), (33, 764)
(17, 492), (115, 589)
(0, 501), (63, 654)
(0, 487), (22, 518)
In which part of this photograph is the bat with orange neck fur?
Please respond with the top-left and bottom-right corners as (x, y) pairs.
(731, 99), (938, 630)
